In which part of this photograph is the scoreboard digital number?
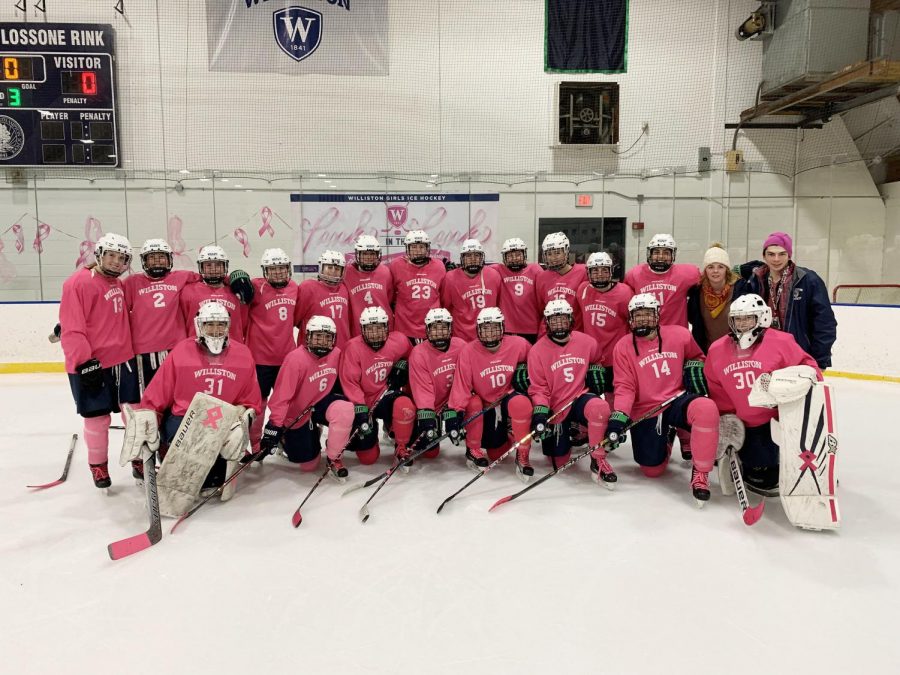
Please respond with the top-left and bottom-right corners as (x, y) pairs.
(0, 23), (119, 167)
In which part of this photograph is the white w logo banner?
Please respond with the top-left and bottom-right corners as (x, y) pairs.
(207, 0), (389, 75)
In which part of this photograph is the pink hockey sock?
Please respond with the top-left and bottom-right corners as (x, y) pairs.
(421, 446), (440, 459)
(685, 398), (718, 472)
(249, 396), (267, 453)
(508, 394), (533, 452)
(84, 415), (112, 465)
(487, 441), (509, 463)
(584, 397), (611, 459)
(464, 395), (483, 451)
(391, 396), (415, 448)
(676, 428), (692, 453)
(641, 461), (668, 478)
(299, 456), (321, 472)
(357, 446), (380, 465)
(324, 401), (353, 461)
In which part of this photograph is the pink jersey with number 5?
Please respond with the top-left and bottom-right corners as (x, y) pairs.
(623, 263), (700, 328)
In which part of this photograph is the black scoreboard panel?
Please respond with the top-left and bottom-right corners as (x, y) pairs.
(0, 23), (119, 167)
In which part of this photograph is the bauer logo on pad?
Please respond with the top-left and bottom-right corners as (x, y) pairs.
(273, 7), (323, 63)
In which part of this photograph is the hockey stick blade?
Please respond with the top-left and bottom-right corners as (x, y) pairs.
(108, 451), (162, 560)
(743, 500), (766, 525)
(28, 433), (78, 490)
(728, 447), (765, 527)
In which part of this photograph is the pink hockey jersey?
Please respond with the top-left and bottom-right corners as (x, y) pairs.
(124, 270), (200, 354)
(343, 263), (395, 337)
(295, 278), (351, 349)
(139, 337), (262, 418)
(527, 331), (600, 412)
(623, 263), (700, 328)
(449, 335), (530, 411)
(409, 337), (467, 411)
(179, 283), (248, 344)
(440, 266), (502, 342)
(266, 344), (342, 428)
(339, 332), (411, 408)
(612, 324), (704, 419)
(59, 267), (134, 373)
(390, 257), (446, 340)
(536, 264), (588, 333)
(577, 281), (634, 366)
(705, 329), (821, 427)
(497, 262), (542, 335)
(246, 278), (300, 367)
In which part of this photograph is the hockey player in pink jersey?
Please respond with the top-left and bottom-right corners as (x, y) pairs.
(496, 237), (542, 343)
(258, 315), (354, 479)
(344, 235), (394, 337)
(339, 306), (415, 472)
(608, 293), (719, 506)
(60, 233), (141, 489)
(245, 248), (301, 455)
(526, 299), (616, 485)
(390, 229), (446, 342)
(179, 245), (250, 344)
(535, 232), (587, 333)
(296, 249), (351, 350)
(408, 308), (466, 463)
(445, 308), (535, 479)
(705, 294), (821, 495)
(440, 239), (501, 341)
(577, 251), (633, 410)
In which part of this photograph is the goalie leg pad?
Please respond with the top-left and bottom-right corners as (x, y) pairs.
(717, 414), (745, 495)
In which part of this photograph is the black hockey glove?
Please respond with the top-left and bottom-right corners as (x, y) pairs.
(353, 405), (372, 435)
(77, 358), (104, 392)
(512, 362), (530, 395)
(442, 409), (464, 445)
(256, 422), (283, 459)
(683, 360), (708, 396)
(531, 405), (551, 441)
(417, 409), (438, 440)
(442, 258), (458, 271)
(228, 269), (254, 304)
(387, 359), (409, 391)
(585, 364), (608, 396)
(605, 411), (630, 450)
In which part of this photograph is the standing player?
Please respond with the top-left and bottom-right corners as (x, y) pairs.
(446, 308), (534, 479)
(259, 316), (354, 477)
(180, 245), (250, 344)
(577, 251), (633, 410)
(343, 235), (394, 336)
(607, 294), (719, 506)
(526, 300), (616, 484)
(296, 249), (351, 349)
(245, 248), (300, 456)
(705, 294), (821, 495)
(391, 230), (446, 343)
(339, 307), (415, 472)
(535, 232), (587, 332)
(440, 239), (501, 342)
(408, 308), (467, 462)
(60, 233), (141, 488)
(496, 237), (541, 343)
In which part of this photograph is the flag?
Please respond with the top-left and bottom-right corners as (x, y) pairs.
(545, 0), (628, 73)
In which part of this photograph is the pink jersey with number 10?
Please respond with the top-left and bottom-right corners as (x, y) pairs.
(449, 335), (530, 410)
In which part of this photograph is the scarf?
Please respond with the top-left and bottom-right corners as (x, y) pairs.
(766, 262), (794, 329)
(701, 279), (732, 319)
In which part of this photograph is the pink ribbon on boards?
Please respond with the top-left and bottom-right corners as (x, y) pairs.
(11, 223), (24, 253)
(233, 228), (251, 257)
(74, 217), (102, 267)
(167, 215), (192, 269)
(259, 206), (275, 238)
(0, 238), (16, 282)
(33, 221), (52, 255)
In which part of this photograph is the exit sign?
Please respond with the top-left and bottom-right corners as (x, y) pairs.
(576, 194), (593, 207)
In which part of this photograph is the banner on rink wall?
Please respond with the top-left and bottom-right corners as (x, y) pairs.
(206, 0), (389, 75)
(290, 193), (500, 272)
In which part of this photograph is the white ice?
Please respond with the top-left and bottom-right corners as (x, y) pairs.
(2, 373), (899, 675)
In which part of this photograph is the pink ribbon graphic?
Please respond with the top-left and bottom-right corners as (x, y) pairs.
(234, 228), (251, 257)
(33, 221), (52, 255)
(74, 217), (102, 267)
(11, 223), (24, 253)
(167, 215), (192, 269)
(259, 206), (275, 238)
(0, 239), (16, 282)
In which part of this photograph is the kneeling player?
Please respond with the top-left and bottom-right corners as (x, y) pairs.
(608, 294), (718, 505)
(445, 308), (534, 479)
(527, 300), (616, 486)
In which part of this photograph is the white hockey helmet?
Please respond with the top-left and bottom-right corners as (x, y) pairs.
(543, 298), (573, 341)
(195, 301), (231, 355)
(139, 238), (172, 279)
(354, 235), (382, 272)
(424, 307), (453, 326)
(305, 314), (337, 357)
(541, 232), (570, 270)
(425, 307), (453, 349)
(476, 306), (504, 348)
(500, 237), (528, 271)
(728, 293), (772, 350)
(404, 229), (431, 264)
(317, 249), (345, 285)
(94, 233), (132, 277)
(628, 293), (660, 337)
(197, 245), (229, 284)
(586, 251), (614, 289)
(587, 251), (613, 269)
(261, 248), (292, 288)
(460, 238), (485, 273)
(646, 233), (677, 273)
(476, 306), (505, 325)
(543, 298), (574, 318)
(360, 306), (389, 350)
(501, 237), (527, 255)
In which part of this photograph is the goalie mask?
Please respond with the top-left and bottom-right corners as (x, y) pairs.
(140, 239), (173, 279)
(541, 232), (570, 271)
(728, 293), (772, 350)
(261, 248), (292, 289)
(404, 230), (431, 266)
(501, 237), (528, 272)
(360, 306), (389, 351)
(318, 249), (345, 286)
(425, 307), (453, 351)
(94, 233), (132, 278)
(646, 233), (677, 274)
(460, 238), (485, 275)
(476, 307), (504, 349)
(354, 235), (382, 272)
(586, 251), (614, 290)
(197, 245), (229, 286)
(306, 314), (337, 358)
(195, 301), (230, 355)
(628, 293), (660, 338)
(543, 299), (574, 342)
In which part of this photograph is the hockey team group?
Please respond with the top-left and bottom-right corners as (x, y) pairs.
(53, 226), (841, 533)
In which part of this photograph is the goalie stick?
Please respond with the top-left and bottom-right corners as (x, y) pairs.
(488, 392), (684, 512)
(107, 446), (162, 560)
(27, 433), (77, 489)
(729, 447), (765, 526)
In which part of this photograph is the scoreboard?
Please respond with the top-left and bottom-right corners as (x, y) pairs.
(0, 23), (119, 167)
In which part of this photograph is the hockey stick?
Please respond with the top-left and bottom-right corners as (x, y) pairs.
(27, 433), (78, 489)
(290, 427), (361, 527)
(435, 391), (586, 514)
(488, 392), (684, 512)
(358, 393), (513, 522)
(728, 447), (765, 526)
(107, 446), (162, 560)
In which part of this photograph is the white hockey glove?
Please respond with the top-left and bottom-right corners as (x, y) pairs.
(120, 405), (160, 465)
(748, 365), (818, 408)
(221, 406), (254, 461)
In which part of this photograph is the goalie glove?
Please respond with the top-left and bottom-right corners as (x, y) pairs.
(748, 365), (818, 407)
(683, 359), (708, 396)
(120, 406), (160, 465)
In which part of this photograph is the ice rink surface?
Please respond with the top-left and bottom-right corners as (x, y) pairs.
(2, 373), (899, 675)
